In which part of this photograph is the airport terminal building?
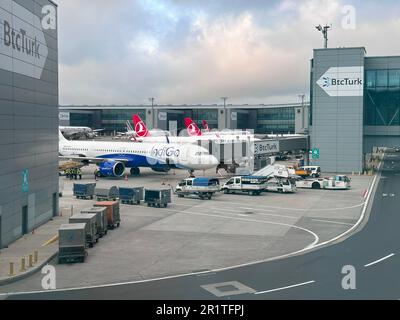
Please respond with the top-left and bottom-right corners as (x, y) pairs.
(0, 0), (58, 248)
(310, 47), (400, 172)
(59, 102), (310, 136)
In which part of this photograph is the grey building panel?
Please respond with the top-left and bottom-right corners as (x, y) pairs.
(311, 47), (365, 173)
(0, 0), (58, 248)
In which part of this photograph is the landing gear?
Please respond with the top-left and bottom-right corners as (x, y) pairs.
(130, 167), (140, 176)
(188, 170), (195, 178)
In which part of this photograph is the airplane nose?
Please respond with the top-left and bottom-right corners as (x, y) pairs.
(210, 155), (219, 167)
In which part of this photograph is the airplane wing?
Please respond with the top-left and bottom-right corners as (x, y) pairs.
(59, 155), (130, 164)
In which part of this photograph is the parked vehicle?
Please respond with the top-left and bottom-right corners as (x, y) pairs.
(287, 166), (311, 178)
(119, 187), (144, 205)
(58, 224), (87, 264)
(94, 201), (121, 229)
(175, 178), (220, 200)
(81, 207), (108, 238)
(73, 183), (96, 200)
(95, 186), (119, 201)
(265, 177), (297, 193)
(299, 166), (321, 178)
(221, 176), (267, 196)
(145, 189), (172, 207)
(69, 213), (99, 247)
(296, 175), (351, 190)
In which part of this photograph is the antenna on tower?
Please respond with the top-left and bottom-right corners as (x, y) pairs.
(315, 24), (332, 49)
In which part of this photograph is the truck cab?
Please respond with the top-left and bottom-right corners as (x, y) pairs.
(324, 175), (351, 190)
(221, 176), (267, 196)
(300, 166), (321, 178)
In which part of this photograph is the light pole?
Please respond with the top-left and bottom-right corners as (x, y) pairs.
(221, 97), (228, 128)
(298, 94), (305, 131)
(315, 24), (331, 49)
(148, 97), (155, 128)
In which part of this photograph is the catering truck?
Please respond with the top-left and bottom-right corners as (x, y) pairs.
(175, 178), (220, 200)
(221, 176), (267, 196)
(296, 175), (351, 190)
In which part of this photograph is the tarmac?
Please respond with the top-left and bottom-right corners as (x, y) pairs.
(0, 165), (373, 293)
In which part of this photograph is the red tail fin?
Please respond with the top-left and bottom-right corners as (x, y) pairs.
(202, 120), (210, 132)
(133, 114), (150, 137)
(184, 118), (202, 136)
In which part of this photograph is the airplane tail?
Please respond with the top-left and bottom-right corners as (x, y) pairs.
(126, 120), (134, 132)
(59, 130), (67, 141)
(184, 117), (202, 136)
(133, 114), (150, 137)
(202, 120), (210, 132)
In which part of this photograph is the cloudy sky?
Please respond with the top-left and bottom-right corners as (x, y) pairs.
(57, 0), (400, 105)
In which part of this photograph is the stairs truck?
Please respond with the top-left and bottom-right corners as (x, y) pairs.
(296, 175), (351, 190)
(221, 176), (267, 196)
(175, 178), (220, 200)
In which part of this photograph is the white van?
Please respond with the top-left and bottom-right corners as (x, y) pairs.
(300, 166), (321, 178)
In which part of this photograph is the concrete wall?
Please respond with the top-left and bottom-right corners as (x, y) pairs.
(0, 0), (58, 248)
(311, 48), (365, 173)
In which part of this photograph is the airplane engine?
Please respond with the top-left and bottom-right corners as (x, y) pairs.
(98, 161), (125, 177)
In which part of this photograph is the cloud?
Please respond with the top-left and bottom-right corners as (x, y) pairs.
(57, 0), (400, 105)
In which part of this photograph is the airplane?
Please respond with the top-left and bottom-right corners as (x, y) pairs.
(202, 120), (210, 132)
(59, 126), (103, 140)
(131, 115), (259, 144)
(59, 130), (218, 177)
(183, 118), (260, 142)
(116, 116), (170, 139)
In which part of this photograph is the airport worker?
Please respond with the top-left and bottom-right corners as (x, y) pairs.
(77, 168), (82, 180)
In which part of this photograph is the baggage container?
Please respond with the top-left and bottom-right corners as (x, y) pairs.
(69, 213), (99, 247)
(94, 201), (121, 229)
(119, 187), (144, 205)
(144, 188), (171, 208)
(73, 183), (96, 200)
(81, 207), (108, 238)
(58, 224), (87, 264)
(95, 186), (119, 201)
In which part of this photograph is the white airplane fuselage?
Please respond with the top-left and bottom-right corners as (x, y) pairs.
(59, 136), (219, 172)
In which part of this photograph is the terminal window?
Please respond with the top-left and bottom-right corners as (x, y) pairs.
(365, 69), (400, 126)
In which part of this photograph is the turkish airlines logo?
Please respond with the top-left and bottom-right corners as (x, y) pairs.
(135, 121), (148, 137)
(187, 123), (200, 136)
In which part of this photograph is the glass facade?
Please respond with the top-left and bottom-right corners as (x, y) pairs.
(364, 69), (400, 126)
(101, 109), (146, 132)
(191, 109), (218, 129)
(256, 107), (295, 134)
(70, 113), (94, 127)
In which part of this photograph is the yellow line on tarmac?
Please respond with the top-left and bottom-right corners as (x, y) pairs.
(41, 234), (59, 247)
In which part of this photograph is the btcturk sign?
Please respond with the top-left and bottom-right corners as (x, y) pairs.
(0, 0), (50, 79)
(317, 66), (364, 97)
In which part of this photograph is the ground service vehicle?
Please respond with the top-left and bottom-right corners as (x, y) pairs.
(265, 177), (297, 193)
(296, 175), (351, 190)
(58, 224), (87, 264)
(73, 183), (96, 200)
(175, 178), (220, 200)
(145, 189), (172, 207)
(300, 166), (321, 178)
(95, 186), (119, 201)
(221, 176), (267, 196)
(69, 214), (99, 247)
(94, 201), (121, 229)
(119, 187), (144, 205)
(81, 207), (108, 238)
